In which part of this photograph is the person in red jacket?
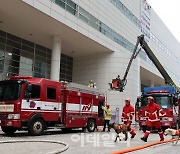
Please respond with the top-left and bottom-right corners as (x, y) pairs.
(141, 96), (165, 142)
(121, 98), (136, 138)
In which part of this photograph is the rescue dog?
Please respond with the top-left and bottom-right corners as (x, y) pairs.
(109, 123), (129, 142)
(164, 128), (180, 145)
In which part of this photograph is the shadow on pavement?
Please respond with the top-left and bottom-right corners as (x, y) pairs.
(0, 129), (84, 138)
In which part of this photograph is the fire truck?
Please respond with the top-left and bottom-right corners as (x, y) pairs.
(109, 34), (180, 131)
(0, 76), (105, 135)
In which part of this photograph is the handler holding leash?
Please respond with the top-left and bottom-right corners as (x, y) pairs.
(141, 96), (165, 142)
(121, 98), (136, 138)
(102, 104), (112, 132)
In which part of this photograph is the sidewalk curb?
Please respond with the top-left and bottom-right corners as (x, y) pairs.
(112, 139), (178, 154)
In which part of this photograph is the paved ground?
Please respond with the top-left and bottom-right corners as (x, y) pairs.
(0, 126), (175, 154)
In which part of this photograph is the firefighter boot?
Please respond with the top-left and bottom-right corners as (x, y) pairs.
(130, 128), (136, 139)
(140, 137), (147, 142)
(159, 132), (164, 141)
(141, 131), (150, 142)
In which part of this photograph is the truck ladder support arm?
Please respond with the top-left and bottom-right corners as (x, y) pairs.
(119, 34), (179, 92)
(138, 35), (174, 85)
(122, 37), (140, 84)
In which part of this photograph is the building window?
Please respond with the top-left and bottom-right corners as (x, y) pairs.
(55, 0), (65, 9)
(66, 0), (77, 15)
(25, 84), (40, 99)
(79, 7), (89, 23)
(109, 0), (141, 28)
(60, 54), (73, 82)
(89, 14), (99, 30)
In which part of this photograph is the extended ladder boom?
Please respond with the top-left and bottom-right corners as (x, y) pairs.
(111, 34), (178, 92)
(138, 35), (174, 85)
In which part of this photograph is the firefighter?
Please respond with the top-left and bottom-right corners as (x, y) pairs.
(116, 75), (121, 80)
(116, 75), (122, 87)
(88, 80), (94, 88)
(141, 96), (165, 142)
(102, 104), (112, 132)
(121, 98), (136, 138)
(93, 83), (97, 88)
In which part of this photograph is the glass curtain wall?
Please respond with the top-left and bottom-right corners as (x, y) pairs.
(0, 31), (51, 79)
(60, 54), (73, 82)
(0, 30), (73, 82)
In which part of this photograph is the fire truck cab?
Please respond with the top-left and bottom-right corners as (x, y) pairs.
(0, 76), (105, 135)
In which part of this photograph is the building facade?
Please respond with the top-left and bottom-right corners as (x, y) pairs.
(0, 0), (180, 113)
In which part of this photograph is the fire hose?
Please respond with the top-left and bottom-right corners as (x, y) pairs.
(0, 140), (69, 154)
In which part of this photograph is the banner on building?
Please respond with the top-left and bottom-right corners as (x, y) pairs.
(141, 0), (151, 41)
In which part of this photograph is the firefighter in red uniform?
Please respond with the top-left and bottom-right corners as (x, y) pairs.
(141, 96), (165, 142)
(121, 98), (136, 138)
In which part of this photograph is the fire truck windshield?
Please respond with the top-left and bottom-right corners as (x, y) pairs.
(0, 81), (22, 101)
(141, 96), (172, 109)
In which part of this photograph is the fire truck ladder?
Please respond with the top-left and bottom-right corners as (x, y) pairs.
(65, 82), (104, 96)
(113, 34), (179, 92)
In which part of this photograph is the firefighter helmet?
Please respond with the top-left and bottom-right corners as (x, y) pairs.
(125, 98), (130, 102)
(147, 96), (154, 100)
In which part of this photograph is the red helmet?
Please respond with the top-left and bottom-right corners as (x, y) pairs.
(125, 98), (130, 102)
(147, 96), (154, 100)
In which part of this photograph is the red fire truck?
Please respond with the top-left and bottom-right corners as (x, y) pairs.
(0, 76), (105, 135)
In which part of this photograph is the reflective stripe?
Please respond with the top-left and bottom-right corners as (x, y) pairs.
(151, 110), (159, 120)
(152, 110), (157, 114)
(145, 111), (149, 116)
(22, 100), (61, 111)
(148, 119), (160, 122)
(123, 119), (132, 121)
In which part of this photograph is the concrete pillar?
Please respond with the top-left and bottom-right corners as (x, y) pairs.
(50, 35), (61, 81)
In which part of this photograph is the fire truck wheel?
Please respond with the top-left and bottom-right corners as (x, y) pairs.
(87, 119), (96, 132)
(28, 119), (45, 136)
(1, 126), (17, 135)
